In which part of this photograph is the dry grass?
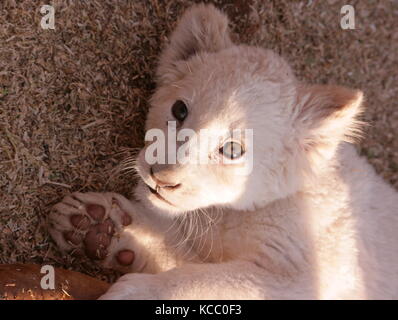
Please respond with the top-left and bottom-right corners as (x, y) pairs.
(0, 0), (397, 281)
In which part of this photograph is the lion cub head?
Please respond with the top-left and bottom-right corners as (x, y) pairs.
(134, 4), (363, 215)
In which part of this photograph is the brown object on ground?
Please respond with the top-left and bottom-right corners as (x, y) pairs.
(0, 264), (110, 300)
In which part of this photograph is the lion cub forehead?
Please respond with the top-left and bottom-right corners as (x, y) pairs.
(173, 48), (296, 118)
(183, 46), (295, 86)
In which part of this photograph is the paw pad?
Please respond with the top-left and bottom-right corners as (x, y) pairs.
(70, 215), (90, 230)
(52, 193), (137, 269)
(121, 211), (132, 226)
(86, 204), (106, 221)
(116, 250), (135, 266)
(64, 231), (83, 246)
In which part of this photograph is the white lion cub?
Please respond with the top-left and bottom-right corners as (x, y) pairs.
(49, 4), (398, 299)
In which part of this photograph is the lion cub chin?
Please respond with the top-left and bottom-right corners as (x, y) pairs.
(49, 4), (398, 299)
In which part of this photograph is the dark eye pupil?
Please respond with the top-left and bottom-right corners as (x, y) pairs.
(220, 141), (244, 159)
(172, 100), (188, 122)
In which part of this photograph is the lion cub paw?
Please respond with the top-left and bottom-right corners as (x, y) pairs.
(49, 192), (137, 272)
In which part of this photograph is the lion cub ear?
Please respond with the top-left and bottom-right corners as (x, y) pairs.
(157, 4), (233, 85)
(294, 84), (364, 161)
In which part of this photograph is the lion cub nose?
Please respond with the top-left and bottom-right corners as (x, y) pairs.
(150, 166), (181, 190)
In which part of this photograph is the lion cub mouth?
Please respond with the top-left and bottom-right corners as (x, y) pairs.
(147, 185), (175, 207)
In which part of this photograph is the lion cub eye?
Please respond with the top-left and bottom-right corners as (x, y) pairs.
(219, 141), (245, 160)
(171, 100), (188, 122)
